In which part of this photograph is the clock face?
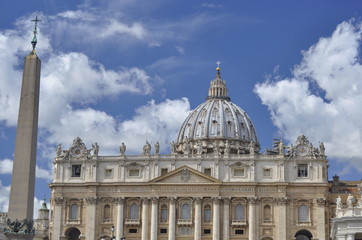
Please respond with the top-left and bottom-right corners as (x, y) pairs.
(72, 147), (83, 158)
(296, 144), (309, 156)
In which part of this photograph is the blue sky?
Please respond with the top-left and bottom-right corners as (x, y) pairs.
(1, 0), (362, 216)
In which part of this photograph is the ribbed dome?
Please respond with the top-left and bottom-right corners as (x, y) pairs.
(175, 67), (259, 154)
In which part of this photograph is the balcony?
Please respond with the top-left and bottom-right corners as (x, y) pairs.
(231, 219), (247, 226)
(66, 219), (81, 224)
(177, 219), (192, 225)
(125, 219), (141, 226)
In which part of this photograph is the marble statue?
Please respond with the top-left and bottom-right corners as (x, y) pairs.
(120, 142), (126, 155)
(347, 194), (354, 208)
(92, 142), (99, 156)
(170, 141), (176, 153)
(336, 195), (342, 209)
(249, 141), (255, 154)
(143, 141), (151, 155)
(56, 144), (62, 157)
(278, 140), (284, 154)
(319, 142), (325, 156)
(155, 141), (160, 154)
(224, 140), (230, 155)
(197, 140), (203, 154)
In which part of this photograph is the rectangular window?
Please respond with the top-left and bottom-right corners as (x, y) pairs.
(298, 164), (308, 177)
(204, 229), (211, 234)
(204, 168), (212, 176)
(161, 168), (168, 176)
(160, 228), (167, 234)
(71, 165), (81, 177)
(104, 169), (113, 178)
(233, 168), (245, 177)
(129, 169), (140, 177)
(235, 229), (244, 235)
(263, 168), (272, 178)
(129, 229), (137, 233)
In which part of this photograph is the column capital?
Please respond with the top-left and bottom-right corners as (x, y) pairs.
(53, 197), (64, 205)
(222, 197), (231, 205)
(85, 197), (98, 205)
(247, 197), (260, 205)
(194, 197), (202, 205)
(151, 197), (159, 204)
(212, 197), (221, 204)
(168, 197), (177, 204)
(142, 197), (150, 204)
(275, 197), (289, 205)
(114, 197), (125, 205)
(316, 197), (326, 206)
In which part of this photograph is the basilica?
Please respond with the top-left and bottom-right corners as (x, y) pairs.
(48, 66), (351, 240)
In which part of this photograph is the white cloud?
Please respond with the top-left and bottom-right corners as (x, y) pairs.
(0, 159), (13, 174)
(255, 20), (362, 172)
(0, 180), (10, 212)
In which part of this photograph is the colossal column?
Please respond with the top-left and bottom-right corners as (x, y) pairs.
(212, 198), (220, 240)
(316, 198), (326, 240)
(168, 197), (176, 240)
(141, 198), (149, 240)
(248, 197), (258, 240)
(85, 197), (97, 240)
(150, 197), (158, 240)
(194, 197), (202, 240)
(8, 16), (41, 222)
(223, 198), (230, 240)
(115, 197), (125, 240)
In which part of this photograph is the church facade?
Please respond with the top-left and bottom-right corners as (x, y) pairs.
(49, 67), (331, 240)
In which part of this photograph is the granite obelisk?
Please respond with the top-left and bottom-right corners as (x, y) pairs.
(7, 16), (41, 222)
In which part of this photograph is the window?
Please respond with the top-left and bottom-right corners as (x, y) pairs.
(298, 164), (308, 177)
(70, 204), (78, 219)
(204, 205), (211, 222)
(204, 168), (212, 176)
(298, 205), (309, 223)
(104, 169), (113, 178)
(233, 168), (245, 177)
(235, 204), (245, 220)
(129, 229), (137, 233)
(103, 204), (111, 219)
(204, 229), (211, 234)
(130, 204), (139, 219)
(71, 165), (81, 177)
(181, 204), (191, 219)
(161, 168), (168, 176)
(160, 229), (167, 234)
(263, 205), (271, 222)
(129, 169), (140, 177)
(263, 168), (272, 178)
(235, 229), (244, 235)
(161, 205), (168, 222)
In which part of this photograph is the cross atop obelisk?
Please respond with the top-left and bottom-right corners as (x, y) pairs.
(7, 16), (42, 234)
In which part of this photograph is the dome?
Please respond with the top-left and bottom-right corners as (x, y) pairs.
(175, 67), (259, 154)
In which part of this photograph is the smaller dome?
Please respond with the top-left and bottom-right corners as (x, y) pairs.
(175, 66), (259, 155)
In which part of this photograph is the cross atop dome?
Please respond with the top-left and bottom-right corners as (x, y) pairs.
(207, 61), (230, 101)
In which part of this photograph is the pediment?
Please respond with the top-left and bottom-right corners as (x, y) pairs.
(150, 166), (221, 184)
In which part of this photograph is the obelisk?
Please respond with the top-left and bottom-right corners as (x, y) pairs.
(7, 16), (41, 223)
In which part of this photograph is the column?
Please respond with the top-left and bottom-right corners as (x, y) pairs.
(115, 197), (124, 240)
(141, 198), (149, 240)
(213, 197), (220, 240)
(168, 197), (176, 240)
(316, 198), (326, 240)
(223, 198), (230, 240)
(194, 197), (202, 240)
(85, 197), (98, 240)
(150, 197), (159, 240)
(276, 197), (288, 240)
(52, 197), (64, 240)
(248, 197), (258, 240)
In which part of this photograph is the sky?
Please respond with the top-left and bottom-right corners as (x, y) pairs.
(1, 0), (362, 217)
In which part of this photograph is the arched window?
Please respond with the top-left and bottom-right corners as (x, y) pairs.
(130, 204), (139, 219)
(295, 229), (313, 240)
(298, 205), (309, 223)
(103, 204), (111, 219)
(204, 205), (211, 222)
(263, 205), (271, 222)
(181, 203), (191, 219)
(70, 204), (78, 219)
(161, 204), (168, 222)
(235, 204), (244, 220)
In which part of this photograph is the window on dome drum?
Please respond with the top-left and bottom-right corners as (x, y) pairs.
(104, 169), (113, 178)
(71, 165), (81, 177)
(70, 204), (78, 219)
(130, 204), (139, 219)
(263, 205), (272, 223)
(129, 169), (140, 177)
(263, 168), (272, 178)
(298, 205), (309, 223)
(298, 164), (308, 177)
(204, 205), (211, 222)
(160, 204), (168, 222)
(161, 168), (168, 176)
(233, 168), (245, 177)
(204, 168), (212, 176)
